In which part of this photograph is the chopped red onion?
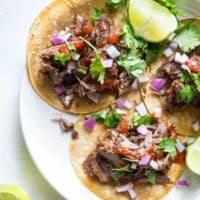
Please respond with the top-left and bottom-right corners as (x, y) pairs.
(102, 59), (113, 68)
(67, 62), (76, 74)
(116, 108), (127, 115)
(138, 76), (149, 84)
(84, 118), (95, 131)
(164, 48), (174, 57)
(174, 52), (183, 63)
(137, 125), (148, 135)
(64, 94), (74, 107)
(181, 53), (189, 63)
(135, 103), (148, 117)
(150, 78), (166, 92)
(116, 98), (125, 109)
(152, 107), (162, 118)
(128, 188), (137, 200)
(124, 100), (133, 109)
(115, 183), (133, 193)
(192, 120), (200, 131)
(131, 79), (139, 90)
(105, 45), (121, 59)
(139, 154), (151, 165)
(176, 180), (189, 188)
(59, 32), (71, 42)
(168, 32), (176, 41)
(180, 64), (190, 71)
(51, 34), (65, 45)
(87, 93), (100, 104)
(51, 112), (63, 121)
(150, 160), (159, 170)
(131, 163), (137, 170)
(169, 41), (179, 50)
(176, 139), (185, 153)
(54, 85), (65, 94)
(72, 53), (81, 61)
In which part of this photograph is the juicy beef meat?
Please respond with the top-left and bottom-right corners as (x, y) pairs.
(71, 15), (88, 36)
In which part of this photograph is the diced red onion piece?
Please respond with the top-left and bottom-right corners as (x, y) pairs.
(102, 59), (113, 68)
(181, 64), (190, 71)
(64, 94), (74, 106)
(164, 48), (174, 57)
(51, 34), (65, 45)
(54, 85), (65, 94)
(124, 100), (133, 109)
(138, 76), (149, 84)
(51, 112), (63, 121)
(139, 154), (151, 165)
(116, 98), (125, 109)
(168, 32), (176, 41)
(150, 160), (159, 170)
(67, 62), (76, 74)
(176, 180), (189, 188)
(174, 52), (183, 63)
(59, 32), (71, 42)
(116, 108), (127, 115)
(105, 45), (121, 59)
(128, 188), (137, 200)
(169, 41), (179, 50)
(192, 120), (200, 131)
(131, 79), (139, 90)
(176, 139), (185, 153)
(72, 53), (81, 61)
(136, 103), (148, 117)
(152, 107), (162, 118)
(87, 93), (100, 104)
(115, 183), (133, 193)
(181, 53), (189, 63)
(150, 78), (167, 92)
(137, 125), (148, 135)
(131, 163), (137, 170)
(84, 118), (95, 131)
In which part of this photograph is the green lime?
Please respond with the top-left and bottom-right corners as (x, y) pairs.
(129, 0), (178, 42)
(186, 137), (200, 175)
(0, 185), (31, 200)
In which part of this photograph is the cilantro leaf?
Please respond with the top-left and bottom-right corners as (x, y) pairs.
(93, 110), (108, 122)
(104, 111), (122, 128)
(133, 113), (155, 126)
(117, 50), (146, 78)
(91, 7), (105, 24)
(145, 170), (157, 184)
(106, 0), (123, 9)
(192, 73), (200, 92)
(76, 68), (87, 75)
(159, 136), (177, 158)
(179, 72), (191, 83)
(180, 84), (196, 103)
(53, 53), (70, 65)
(112, 164), (130, 181)
(173, 22), (200, 53)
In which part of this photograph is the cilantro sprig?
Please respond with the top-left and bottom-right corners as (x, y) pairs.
(145, 170), (157, 184)
(133, 113), (155, 126)
(53, 53), (71, 65)
(91, 7), (105, 24)
(112, 164), (130, 181)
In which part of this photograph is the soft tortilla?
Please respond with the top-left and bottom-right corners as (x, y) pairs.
(27, 0), (126, 114)
(70, 92), (185, 200)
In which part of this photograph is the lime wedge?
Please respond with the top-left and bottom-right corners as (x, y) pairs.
(129, 0), (178, 42)
(0, 185), (31, 200)
(186, 137), (200, 175)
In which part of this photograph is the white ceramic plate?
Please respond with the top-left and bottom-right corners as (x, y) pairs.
(20, 1), (200, 199)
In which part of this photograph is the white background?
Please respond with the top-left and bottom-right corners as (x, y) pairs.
(0, 0), (63, 199)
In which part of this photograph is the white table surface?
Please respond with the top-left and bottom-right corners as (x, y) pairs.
(0, 0), (64, 199)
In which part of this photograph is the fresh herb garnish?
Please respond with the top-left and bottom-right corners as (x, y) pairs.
(159, 136), (177, 158)
(145, 170), (157, 184)
(106, 0), (124, 9)
(93, 110), (108, 122)
(133, 113), (155, 126)
(112, 164), (130, 181)
(173, 21), (200, 53)
(179, 72), (191, 83)
(91, 7), (105, 24)
(180, 84), (196, 103)
(192, 73), (200, 92)
(76, 68), (87, 75)
(53, 53), (71, 65)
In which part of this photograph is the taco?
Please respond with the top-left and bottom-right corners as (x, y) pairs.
(70, 92), (186, 200)
(27, 0), (144, 114)
(140, 19), (200, 136)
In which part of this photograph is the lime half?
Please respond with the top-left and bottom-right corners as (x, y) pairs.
(0, 185), (31, 200)
(186, 137), (200, 175)
(129, 0), (178, 43)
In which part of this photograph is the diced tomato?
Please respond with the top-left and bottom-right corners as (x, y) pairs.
(108, 34), (119, 44)
(96, 79), (120, 91)
(83, 24), (93, 35)
(174, 151), (186, 165)
(72, 40), (84, 49)
(186, 56), (200, 73)
(73, 29), (82, 37)
(106, 66), (118, 77)
(166, 88), (173, 95)
(58, 44), (69, 54)
(117, 118), (131, 134)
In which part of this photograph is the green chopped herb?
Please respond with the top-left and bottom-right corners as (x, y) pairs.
(112, 164), (130, 181)
(133, 113), (155, 126)
(106, 0), (123, 9)
(76, 68), (87, 75)
(179, 72), (191, 83)
(53, 53), (71, 65)
(104, 111), (122, 128)
(180, 84), (196, 103)
(145, 170), (157, 184)
(93, 110), (108, 122)
(91, 7), (105, 24)
(159, 136), (177, 158)
(192, 73), (200, 92)
(67, 43), (76, 52)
